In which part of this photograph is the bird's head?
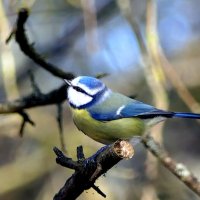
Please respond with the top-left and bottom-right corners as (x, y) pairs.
(65, 76), (109, 109)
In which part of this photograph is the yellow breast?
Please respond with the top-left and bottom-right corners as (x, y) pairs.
(71, 108), (145, 144)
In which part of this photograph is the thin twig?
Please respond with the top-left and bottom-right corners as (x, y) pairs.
(160, 53), (200, 113)
(92, 184), (106, 198)
(54, 147), (81, 170)
(142, 135), (200, 196)
(146, 0), (200, 114)
(5, 27), (16, 44)
(29, 70), (42, 95)
(56, 103), (67, 152)
(77, 146), (85, 162)
(81, 0), (99, 52)
(18, 110), (35, 136)
(144, 0), (169, 182)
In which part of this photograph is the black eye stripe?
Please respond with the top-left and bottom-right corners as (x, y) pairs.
(72, 86), (92, 97)
(73, 86), (83, 92)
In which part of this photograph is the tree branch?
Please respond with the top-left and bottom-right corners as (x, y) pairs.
(53, 140), (134, 199)
(14, 8), (74, 80)
(142, 135), (200, 196)
(0, 84), (67, 114)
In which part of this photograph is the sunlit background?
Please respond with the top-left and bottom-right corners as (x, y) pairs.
(1, 0), (200, 200)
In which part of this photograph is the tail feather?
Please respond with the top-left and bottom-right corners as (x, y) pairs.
(173, 112), (200, 119)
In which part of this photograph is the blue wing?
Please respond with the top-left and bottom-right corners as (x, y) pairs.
(88, 92), (173, 121)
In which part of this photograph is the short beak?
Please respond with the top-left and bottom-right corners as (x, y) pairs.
(64, 79), (72, 86)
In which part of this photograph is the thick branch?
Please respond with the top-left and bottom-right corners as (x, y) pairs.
(142, 135), (200, 196)
(53, 140), (134, 200)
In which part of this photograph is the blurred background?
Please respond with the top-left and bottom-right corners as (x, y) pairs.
(1, 0), (200, 199)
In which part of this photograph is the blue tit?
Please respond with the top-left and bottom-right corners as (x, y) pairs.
(65, 76), (200, 144)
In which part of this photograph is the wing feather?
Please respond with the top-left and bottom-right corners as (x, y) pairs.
(88, 92), (173, 121)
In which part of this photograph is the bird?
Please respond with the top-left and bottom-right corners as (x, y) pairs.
(65, 76), (200, 145)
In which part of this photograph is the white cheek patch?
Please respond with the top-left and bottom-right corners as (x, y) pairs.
(68, 87), (93, 107)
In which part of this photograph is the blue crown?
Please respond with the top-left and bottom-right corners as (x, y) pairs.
(78, 76), (104, 89)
